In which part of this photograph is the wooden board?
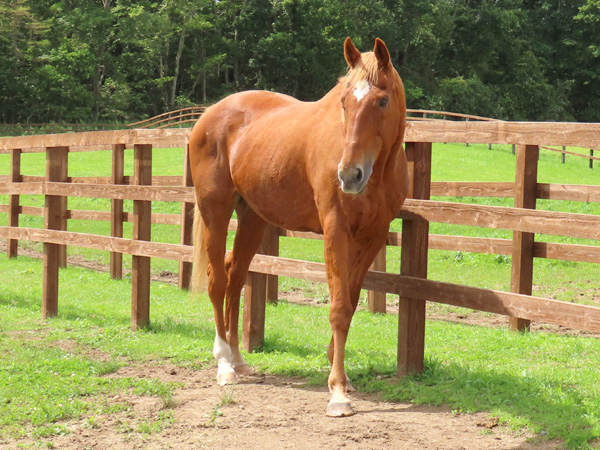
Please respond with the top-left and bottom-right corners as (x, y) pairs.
(5, 181), (597, 204)
(405, 120), (600, 148)
(0, 181), (195, 202)
(2, 121), (600, 152)
(3, 225), (600, 333)
(244, 253), (600, 333)
(0, 129), (191, 152)
(0, 227), (194, 262)
(400, 200), (600, 240)
(537, 184), (600, 202)
(431, 181), (514, 198)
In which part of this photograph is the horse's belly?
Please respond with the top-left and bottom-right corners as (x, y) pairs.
(237, 177), (322, 233)
(228, 104), (330, 234)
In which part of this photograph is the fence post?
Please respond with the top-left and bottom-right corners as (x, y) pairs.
(242, 224), (279, 352)
(42, 146), (68, 319)
(368, 245), (387, 313)
(58, 147), (68, 268)
(131, 144), (152, 330)
(110, 144), (125, 279)
(562, 146), (566, 164)
(398, 141), (431, 376)
(178, 144), (194, 290)
(242, 270), (267, 353)
(264, 225), (280, 304)
(591, 149), (594, 169)
(509, 144), (539, 332)
(7, 149), (22, 258)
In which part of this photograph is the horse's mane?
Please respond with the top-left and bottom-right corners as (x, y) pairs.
(341, 51), (402, 90)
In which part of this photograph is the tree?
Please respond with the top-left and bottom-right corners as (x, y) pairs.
(0, 0), (47, 122)
(1, 0), (599, 123)
(569, 0), (600, 120)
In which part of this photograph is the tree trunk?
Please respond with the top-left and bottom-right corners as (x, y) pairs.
(170, 28), (186, 109)
(201, 43), (207, 104)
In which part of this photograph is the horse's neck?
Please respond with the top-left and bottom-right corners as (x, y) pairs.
(316, 83), (344, 114)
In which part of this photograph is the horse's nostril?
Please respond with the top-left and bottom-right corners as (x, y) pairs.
(355, 167), (363, 183)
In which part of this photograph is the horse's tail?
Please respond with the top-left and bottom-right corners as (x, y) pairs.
(191, 205), (209, 294)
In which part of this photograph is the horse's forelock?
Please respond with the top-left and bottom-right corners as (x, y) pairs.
(343, 52), (379, 86)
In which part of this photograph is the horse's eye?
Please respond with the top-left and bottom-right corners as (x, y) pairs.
(379, 98), (389, 108)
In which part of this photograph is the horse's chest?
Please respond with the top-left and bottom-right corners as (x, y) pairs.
(343, 194), (399, 242)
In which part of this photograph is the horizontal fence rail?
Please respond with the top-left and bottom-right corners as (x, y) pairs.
(1, 122), (599, 376)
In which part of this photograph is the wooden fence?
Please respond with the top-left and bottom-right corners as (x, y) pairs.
(125, 106), (502, 129)
(127, 107), (207, 129)
(0, 123), (124, 137)
(1, 122), (599, 376)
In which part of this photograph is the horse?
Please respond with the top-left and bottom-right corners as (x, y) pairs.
(189, 37), (408, 417)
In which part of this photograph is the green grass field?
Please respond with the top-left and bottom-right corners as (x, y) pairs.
(0, 142), (599, 448)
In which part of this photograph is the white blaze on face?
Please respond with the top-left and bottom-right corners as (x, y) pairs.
(353, 80), (370, 102)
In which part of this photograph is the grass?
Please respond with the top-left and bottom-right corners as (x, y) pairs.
(0, 142), (599, 447)
(1, 254), (600, 448)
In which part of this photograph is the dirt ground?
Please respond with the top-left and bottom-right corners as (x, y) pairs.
(1, 363), (561, 450)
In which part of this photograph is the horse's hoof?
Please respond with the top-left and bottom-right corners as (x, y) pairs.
(233, 364), (253, 376)
(346, 381), (356, 393)
(326, 402), (356, 417)
(217, 371), (237, 386)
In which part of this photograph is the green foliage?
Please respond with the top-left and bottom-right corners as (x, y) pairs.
(0, 0), (599, 122)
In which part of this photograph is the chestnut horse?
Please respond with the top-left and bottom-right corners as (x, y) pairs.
(189, 38), (408, 417)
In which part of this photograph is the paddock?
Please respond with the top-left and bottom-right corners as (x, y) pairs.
(1, 119), (599, 377)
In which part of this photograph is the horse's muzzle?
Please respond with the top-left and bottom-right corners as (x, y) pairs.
(338, 162), (372, 195)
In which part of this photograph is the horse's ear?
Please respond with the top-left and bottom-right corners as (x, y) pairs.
(374, 38), (390, 70)
(344, 37), (361, 69)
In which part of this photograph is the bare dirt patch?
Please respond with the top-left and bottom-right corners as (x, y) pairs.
(0, 363), (560, 450)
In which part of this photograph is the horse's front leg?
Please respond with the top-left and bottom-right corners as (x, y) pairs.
(326, 231), (389, 395)
(323, 217), (355, 417)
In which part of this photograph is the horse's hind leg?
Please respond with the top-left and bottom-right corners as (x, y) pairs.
(199, 195), (238, 386)
(224, 200), (268, 375)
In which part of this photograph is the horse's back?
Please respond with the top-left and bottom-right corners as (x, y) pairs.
(190, 90), (297, 155)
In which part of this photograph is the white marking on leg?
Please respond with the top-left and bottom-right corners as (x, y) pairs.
(353, 80), (370, 102)
(213, 333), (236, 385)
(230, 347), (247, 369)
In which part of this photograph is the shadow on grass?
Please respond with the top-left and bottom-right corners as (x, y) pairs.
(0, 292), (40, 311)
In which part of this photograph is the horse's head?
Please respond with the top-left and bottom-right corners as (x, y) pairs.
(337, 38), (406, 195)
